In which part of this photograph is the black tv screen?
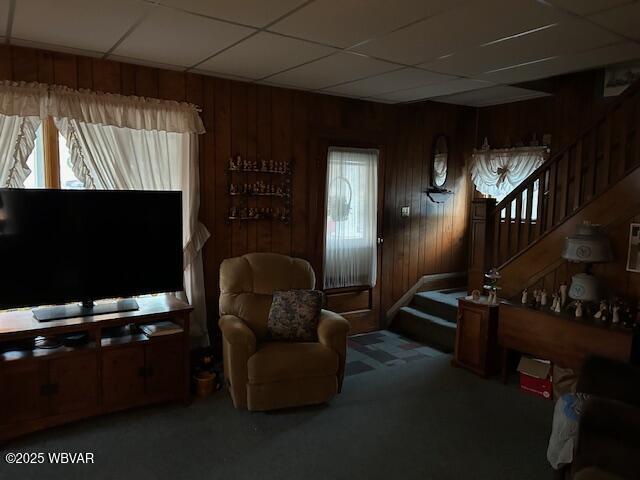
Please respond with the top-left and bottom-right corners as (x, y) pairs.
(0, 188), (183, 310)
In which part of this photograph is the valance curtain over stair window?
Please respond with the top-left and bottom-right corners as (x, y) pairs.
(0, 81), (48, 187)
(470, 146), (547, 200)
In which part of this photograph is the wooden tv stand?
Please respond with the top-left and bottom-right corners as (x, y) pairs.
(0, 294), (192, 443)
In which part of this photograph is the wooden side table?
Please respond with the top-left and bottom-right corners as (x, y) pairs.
(452, 297), (500, 377)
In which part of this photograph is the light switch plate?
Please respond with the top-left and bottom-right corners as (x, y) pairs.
(401, 206), (410, 217)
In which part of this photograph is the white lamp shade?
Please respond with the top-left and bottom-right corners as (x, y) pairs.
(562, 224), (613, 263)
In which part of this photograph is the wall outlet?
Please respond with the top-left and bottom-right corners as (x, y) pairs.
(401, 206), (410, 217)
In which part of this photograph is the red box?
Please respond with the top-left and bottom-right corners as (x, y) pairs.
(517, 357), (552, 400)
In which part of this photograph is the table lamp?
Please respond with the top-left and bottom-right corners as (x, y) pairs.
(562, 222), (613, 302)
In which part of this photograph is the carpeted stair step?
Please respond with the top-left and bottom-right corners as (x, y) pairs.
(411, 289), (464, 323)
(392, 306), (456, 353)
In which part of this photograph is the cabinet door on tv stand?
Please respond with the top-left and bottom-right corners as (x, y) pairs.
(49, 352), (99, 416)
(101, 345), (146, 410)
(145, 337), (184, 401)
(0, 360), (49, 425)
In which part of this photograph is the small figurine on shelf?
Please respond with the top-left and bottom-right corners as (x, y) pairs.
(594, 300), (608, 322)
(484, 268), (501, 305)
(269, 160), (274, 171)
(612, 303), (621, 325)
(541, 289), (548, 307)
(471, 289), (481, 302)
(260, 159), (267, 171)
(553, 294), (562, 313)
(229, 156), (237, 170)
(230, 206), (238, 218)
(551, 293), (559, 312)
(521, 289), (528, 304)
(560, 282), (568, 307)
(575, 300), (583, 318)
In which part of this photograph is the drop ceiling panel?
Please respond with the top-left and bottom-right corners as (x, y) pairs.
(549, 0), (632, 15)
(589, 2), (640, 40)
(12, 0), (151, 53)
(156, 0), (307, 28)
(477, 42), (640, 84)
(373, 78), (494, 103)
(113, 6), (255, 68)
(420, 19), (621, 77)
(268, 0), (466, 49)
(353, 0), (568, 65)
(197, 32), (335, 80)
(266, 52), (398, 90)
(324, 68), (456, 97)
(433, 85), (551, 107)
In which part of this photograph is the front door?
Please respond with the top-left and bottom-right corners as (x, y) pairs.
(322, 145), (384, 334)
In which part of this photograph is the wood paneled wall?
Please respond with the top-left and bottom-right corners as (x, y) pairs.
(0, 45), (474, 336)
(476, 70), (613, 153)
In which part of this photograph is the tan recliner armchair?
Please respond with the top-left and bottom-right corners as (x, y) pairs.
(219, 253), (350, 411)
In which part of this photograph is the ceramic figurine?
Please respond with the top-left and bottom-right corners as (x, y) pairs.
(560, 282), (568, 306)
(612, 304), (620, 325)
(541, 289), (548, 307)
(471, 289), (481, 301)
(521, 289), (528, 304)
(550, 294), (558, 311)
(554, 297), (562, 313)
(594, 300), (608, 322)
(575, 300), (583, 318)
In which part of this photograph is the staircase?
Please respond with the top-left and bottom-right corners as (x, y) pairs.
(477, 78), (640, 298)
(391, 287), (467, 352)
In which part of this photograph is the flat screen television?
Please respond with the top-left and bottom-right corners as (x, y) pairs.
(0, 188), (183, 320)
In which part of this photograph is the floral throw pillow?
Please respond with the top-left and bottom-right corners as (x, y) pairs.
(267, 290), (324, 342)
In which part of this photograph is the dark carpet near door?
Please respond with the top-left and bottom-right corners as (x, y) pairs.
(1, 355), (553, 480)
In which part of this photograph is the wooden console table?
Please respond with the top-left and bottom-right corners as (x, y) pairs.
(498, 301), (632, 382)
(453, 297), (500, 377)
(0, 294), (192, 443)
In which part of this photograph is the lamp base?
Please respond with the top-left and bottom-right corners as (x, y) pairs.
(568, 273), (599, 303)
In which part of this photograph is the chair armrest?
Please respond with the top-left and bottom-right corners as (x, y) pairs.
(577, 356), (640, 407)
(317, 309), (350, 392)
(218, 315), (256, 409)
(572, 397), (640, 479)
(219, 314), (257, 351)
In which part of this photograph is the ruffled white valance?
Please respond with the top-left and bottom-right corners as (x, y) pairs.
(471, 145), (548, 199)
(0, 81), (48, 118)
(48, 85), (204, 134)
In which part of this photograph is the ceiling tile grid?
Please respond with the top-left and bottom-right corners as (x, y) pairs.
(0, 0), (638, 106)
(324, 67), (458, 97)
(112, 6), (256, 68)
(11, 0), (152, 53)
(154, 0), (309, 28)
(196, 32), (336, 79)
(265, 52), (399, 90)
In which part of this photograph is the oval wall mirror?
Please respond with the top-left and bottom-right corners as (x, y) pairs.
(432, 135), (448, 187)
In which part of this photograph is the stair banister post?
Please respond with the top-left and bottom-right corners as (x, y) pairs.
(468, 197), (497, 294)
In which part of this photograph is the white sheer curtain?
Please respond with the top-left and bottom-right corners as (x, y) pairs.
(51, 88), (210, 347)
(0, 82), (48, 187)
(324, 147), (378, 289)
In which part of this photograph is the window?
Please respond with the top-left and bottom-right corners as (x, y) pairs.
(324, 147), (378, 289)
(22, 117), (84, 189)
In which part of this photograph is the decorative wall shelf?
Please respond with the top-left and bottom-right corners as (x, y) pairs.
(227, 155), (293, 224)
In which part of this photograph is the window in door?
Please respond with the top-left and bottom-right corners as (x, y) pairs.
(324, 147), (378, 289)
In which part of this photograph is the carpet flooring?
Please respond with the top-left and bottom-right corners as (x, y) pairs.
(346, 330), (446, 376)
(1, 354), (553, 480)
